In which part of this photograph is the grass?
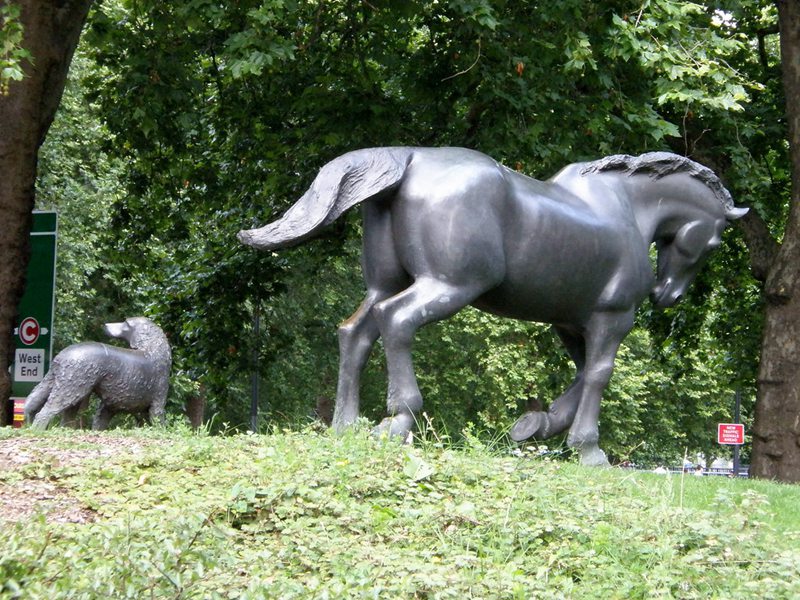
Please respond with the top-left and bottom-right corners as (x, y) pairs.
(1, 424), (799, 599)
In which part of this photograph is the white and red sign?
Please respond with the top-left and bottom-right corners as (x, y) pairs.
(18, 317), (40, 346)
(718, 423), (745, 445)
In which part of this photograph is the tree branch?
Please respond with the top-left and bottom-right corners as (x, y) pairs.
(737, 208), (780, 283)
(756, 25), (779, 71)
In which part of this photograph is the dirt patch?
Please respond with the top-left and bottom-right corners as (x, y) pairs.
(0, 434), (155, 524)
(0, 479), (96, 524)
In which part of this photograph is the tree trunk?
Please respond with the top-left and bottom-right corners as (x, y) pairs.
(186, 392), (206, 431)
(0, 0), (92, 425)
(750, 0), (800, 482)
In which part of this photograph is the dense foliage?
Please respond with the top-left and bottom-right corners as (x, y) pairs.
(33, 0), (792, 465)
(0, 3), (30, 94)
(35, 53), (127, 347)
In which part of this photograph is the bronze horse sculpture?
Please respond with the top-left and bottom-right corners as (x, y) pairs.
(239, 147), (746, 465)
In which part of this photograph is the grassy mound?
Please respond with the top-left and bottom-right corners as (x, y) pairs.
(1, 425), (798, 599)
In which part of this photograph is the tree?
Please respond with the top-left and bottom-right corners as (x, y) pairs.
(749, 0), (800, 481)
(0, 0), (92, 425)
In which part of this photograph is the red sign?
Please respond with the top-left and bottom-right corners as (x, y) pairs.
(718, 423), (745, 445)
(18, 317), (40, 346)
(11, 398), (25, 429)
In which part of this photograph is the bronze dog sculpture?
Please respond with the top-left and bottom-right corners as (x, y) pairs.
(25, 317), (171, 429)
(239, 147), (746, 465)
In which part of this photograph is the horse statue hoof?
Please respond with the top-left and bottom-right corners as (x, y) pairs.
(373, 413), (414, 441)
(578, 444), (610, 467)
(510, 411), (550, 442)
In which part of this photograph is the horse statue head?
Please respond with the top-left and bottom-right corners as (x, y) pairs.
(579, 152), (748, 308)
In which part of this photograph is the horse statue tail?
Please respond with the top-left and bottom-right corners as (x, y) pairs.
(237, 147), (414, 250)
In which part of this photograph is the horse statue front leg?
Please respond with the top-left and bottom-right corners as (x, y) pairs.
(567, 310), (635, 466)
(510, 326), (585, 442)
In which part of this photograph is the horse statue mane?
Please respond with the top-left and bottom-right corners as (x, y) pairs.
(580, 152), (735, 213)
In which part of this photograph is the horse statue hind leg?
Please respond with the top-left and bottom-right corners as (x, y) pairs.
(332, 202), (410, 431)
(333, 290), (384, 430)
(336, 265), (494, 440)
(365, 158), (508, 437)
(370, 275), (495, 437)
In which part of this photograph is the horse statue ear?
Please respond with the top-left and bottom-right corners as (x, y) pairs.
(726, 206), (749, 221)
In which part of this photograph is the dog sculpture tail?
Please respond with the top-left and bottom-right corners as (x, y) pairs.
(23, 370), (55, 424)
(237, 147), (413, 250)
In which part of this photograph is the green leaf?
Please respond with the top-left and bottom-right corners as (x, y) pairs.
(404, 451), (435, 481)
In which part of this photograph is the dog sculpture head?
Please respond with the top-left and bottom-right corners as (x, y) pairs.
(104, 317), (171, 363)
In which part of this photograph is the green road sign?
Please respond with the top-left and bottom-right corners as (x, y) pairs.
(10, 211), (57, 426)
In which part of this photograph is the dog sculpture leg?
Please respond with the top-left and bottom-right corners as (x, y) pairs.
(60, 403), (83, 428)
(31, 378), (93, 430)
(92, 404), (115, 430)
(24, 371), (54, 424)
(148, 402), (166, 427)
